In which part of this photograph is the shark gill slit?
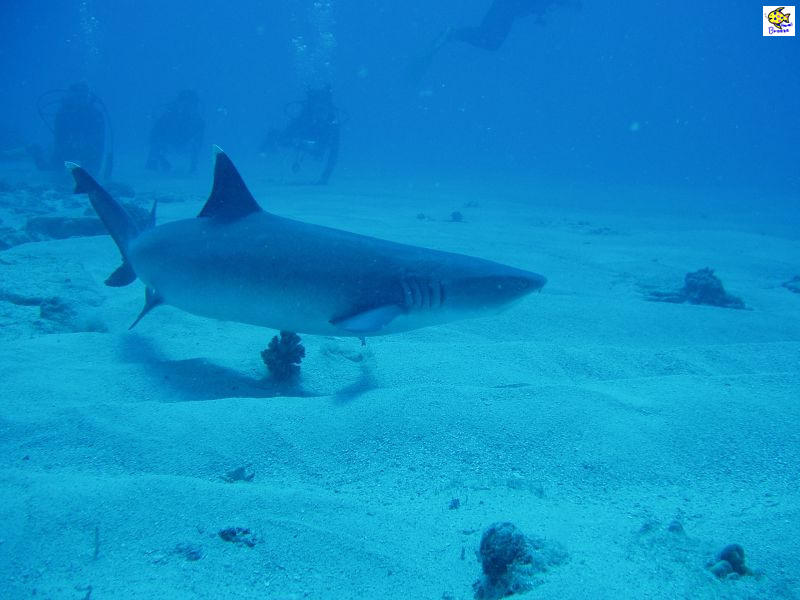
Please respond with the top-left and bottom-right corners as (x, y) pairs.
(430, 279), (442, 309)
(400, 278), (444, 311)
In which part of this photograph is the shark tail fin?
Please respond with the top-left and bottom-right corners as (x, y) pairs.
(67, 161), (141, 287)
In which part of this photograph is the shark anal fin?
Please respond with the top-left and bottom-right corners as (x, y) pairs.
(105, 261), (137, 287)
(330, 304), (403, 334)
(198, 149), (262, 220)
(129, 287), (164, 329)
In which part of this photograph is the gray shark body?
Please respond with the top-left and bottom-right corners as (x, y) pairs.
(70, 151), (546, 337)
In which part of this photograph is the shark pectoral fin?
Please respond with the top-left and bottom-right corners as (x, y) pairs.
(105, 261), (137, 287)
(129, 287), (164, 330)
(330, 304), (403, 334)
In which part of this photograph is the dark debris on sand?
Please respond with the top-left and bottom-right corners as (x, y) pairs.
(218, 527), (259, 548)
(707, 543), (753, 579)
(781, 275), (800, 294)
(173, 542), (204, 562)
(473, 522), (568, 599)
(261, 331), (306, 381)
(647, 268), (746, 309)
(222, 465), (255, 483)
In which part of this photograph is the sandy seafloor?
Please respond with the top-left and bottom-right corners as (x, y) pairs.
(0, 159), (798, 600)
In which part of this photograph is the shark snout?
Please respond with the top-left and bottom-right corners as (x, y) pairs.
(489, 270), (547, 301)
(509, 271), (547, 295)
(446, 266), (547, 312)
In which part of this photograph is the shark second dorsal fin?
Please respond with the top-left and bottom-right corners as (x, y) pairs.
(198, 147), (262, 220)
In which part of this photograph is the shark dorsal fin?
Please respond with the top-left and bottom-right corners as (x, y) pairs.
(198, 148), (262, 220)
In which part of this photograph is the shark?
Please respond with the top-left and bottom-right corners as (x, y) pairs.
(68, 149), (546, 337)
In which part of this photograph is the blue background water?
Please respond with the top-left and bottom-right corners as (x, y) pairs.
(1, 5), (799, 598)
(0, 1), (796, 193)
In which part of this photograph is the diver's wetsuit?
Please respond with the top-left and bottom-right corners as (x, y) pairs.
(316, 124), (339, 185)
(262, 88), (340, 185)
(51, 94), (105, 175)
(147, 92), (204, 172)
(450, 0), (554, 50)
(406, 0), (574, 83)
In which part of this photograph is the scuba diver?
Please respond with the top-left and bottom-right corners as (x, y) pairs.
(146, 90), (205, 173)
(407, 0), (581, 82)
(260, 85), (340, 185)
(32, 82), (113, 178)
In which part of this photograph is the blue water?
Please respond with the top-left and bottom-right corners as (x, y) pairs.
(1, 1), (796, 192)
(1, 2), (799, 599)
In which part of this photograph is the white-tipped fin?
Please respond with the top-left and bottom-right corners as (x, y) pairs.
(197, 150), (262, 219)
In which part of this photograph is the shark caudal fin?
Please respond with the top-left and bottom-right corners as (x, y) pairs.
(67, 162), (141, 287)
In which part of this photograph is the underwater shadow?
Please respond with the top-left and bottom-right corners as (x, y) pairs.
(120, 335), (319, 401)
(332, 348), (378, 404)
